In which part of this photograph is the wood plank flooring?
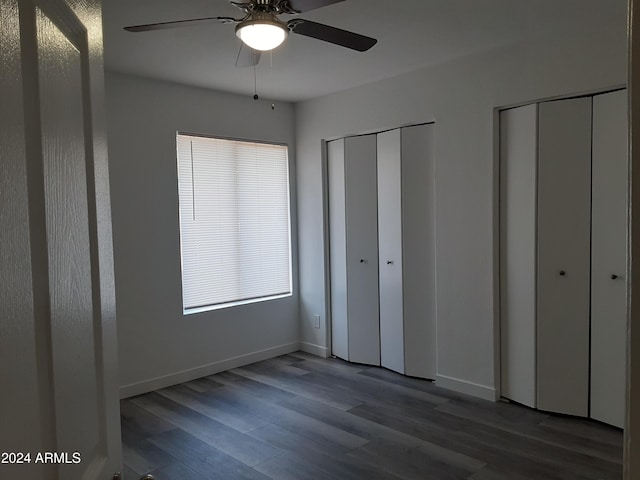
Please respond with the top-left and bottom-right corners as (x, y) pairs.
(120, 352), (623, 480)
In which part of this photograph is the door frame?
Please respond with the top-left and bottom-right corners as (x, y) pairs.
(626, 0), (640, 476)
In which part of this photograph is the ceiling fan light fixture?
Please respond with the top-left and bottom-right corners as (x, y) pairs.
(236, 13), (288, 51)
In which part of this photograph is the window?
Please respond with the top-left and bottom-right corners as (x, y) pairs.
(176, 133), (292, 312)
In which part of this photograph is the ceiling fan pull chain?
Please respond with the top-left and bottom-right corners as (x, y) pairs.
(270, 51), (276, 110)
(253, 63), (259, 100)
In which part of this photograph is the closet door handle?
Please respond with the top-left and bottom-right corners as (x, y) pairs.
(386, 260), (394, 265)
(559, 270), (566, 277)
(360, 259), (366, 263)
(611, 274), (619, 280)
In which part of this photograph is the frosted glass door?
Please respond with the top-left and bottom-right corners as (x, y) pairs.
(536, 97), (592, 417)
(590, 89), (628, 428)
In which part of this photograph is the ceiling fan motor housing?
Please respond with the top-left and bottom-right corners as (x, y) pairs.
(231, 0), (298, 15)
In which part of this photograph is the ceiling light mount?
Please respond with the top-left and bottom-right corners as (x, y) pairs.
(235, 12), (289, 51)
(230, 0), (299, 16)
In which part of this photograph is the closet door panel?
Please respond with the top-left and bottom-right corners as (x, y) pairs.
(536, 98), (592, 417)
(345, 135), (381, 365)
(377, 128), (405, 374)
(591, 89), (628, 428)
(499, 105), (538, 408)
(402, 123), (437, 379)
(328, 139), (349, 361)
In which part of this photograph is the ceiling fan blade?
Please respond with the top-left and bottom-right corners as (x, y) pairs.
(286, 0), (346, 13)
(235, 43), (262, 67)
(289, 19), (377, 52)
(124, 16), (237, 32)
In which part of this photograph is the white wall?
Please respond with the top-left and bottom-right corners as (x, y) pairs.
(296, 27), (627, 399)
(106, 72), (299, 397)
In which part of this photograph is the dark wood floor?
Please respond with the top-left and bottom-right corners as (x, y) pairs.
(120, 352), (623, 480)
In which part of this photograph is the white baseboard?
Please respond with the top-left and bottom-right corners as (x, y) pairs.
(435, 374), (498, 401)
(120, 342), (300, 399)
(299, 342), (329, 358)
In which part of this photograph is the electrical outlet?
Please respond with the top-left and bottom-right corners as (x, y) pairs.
(312, 314), (321, 329)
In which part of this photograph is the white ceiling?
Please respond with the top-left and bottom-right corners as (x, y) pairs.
(103, 0), (627, 103)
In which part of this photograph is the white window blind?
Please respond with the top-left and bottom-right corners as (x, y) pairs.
(176, 133), (292, 311)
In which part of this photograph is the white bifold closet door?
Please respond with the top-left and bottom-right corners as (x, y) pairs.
(329, 124), (436, 378)
(328, 138), (349, 361)
(328, 135), (381, 366)
(401, 124), (437, 379)
(536, 97), (593, 417)
(376, 124), (437, 378)
(377, 129), (405, 373)
(590, 89), (628, 428)
(499, 99), (592, 415)
(499, 104), (538, 409)
(500, 91), (628, 427)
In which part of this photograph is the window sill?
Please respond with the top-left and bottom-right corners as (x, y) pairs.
(183, 292), (292, 316)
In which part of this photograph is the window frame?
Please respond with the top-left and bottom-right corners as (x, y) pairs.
(176, 131), (294, 314)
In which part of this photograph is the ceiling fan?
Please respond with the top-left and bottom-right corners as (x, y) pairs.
(124, 0), (377, 67)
